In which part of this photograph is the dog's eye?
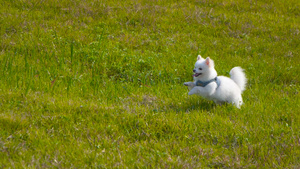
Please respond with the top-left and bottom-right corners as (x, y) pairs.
(199, 68), (202, 70)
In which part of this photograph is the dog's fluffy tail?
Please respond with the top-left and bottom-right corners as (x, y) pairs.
(230, 67), (247, 93)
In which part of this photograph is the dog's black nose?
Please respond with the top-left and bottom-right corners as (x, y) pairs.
(193, 69), (196, 73)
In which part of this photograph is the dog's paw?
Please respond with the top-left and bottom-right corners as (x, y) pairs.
(184, 82), (194, 87)
(188, 91), (194, 95)
(188, 89), (197, 95)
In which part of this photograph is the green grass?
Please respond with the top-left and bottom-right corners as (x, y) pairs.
(0, 0), (299, 168)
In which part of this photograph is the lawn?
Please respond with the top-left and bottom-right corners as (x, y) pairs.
(0, 0), (299, 168)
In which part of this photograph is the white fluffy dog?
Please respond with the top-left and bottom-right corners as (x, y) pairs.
(184, 55), (247, 108)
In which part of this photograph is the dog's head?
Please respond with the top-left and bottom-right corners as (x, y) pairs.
(193, 55), (216, 80)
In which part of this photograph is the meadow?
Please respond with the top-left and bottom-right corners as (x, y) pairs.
(0, 0), (299, 168)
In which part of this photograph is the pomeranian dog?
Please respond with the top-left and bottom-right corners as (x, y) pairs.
(184, 55), (247, 108)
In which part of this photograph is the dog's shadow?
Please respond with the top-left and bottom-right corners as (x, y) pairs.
(166, 98), (217, 113)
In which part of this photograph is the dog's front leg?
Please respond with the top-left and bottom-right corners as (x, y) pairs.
(188, 86), (201, 95)
(189, 85), (214, 97)
(184, 82), (195, 91)
(188, 86), (211, 96)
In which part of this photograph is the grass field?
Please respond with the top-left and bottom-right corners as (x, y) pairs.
(0, 0), (299, 168)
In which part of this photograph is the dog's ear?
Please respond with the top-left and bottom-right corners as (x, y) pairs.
(197, 55), (202, 60)
(205, 57), (210, 65)
(205, 57), (214, 67)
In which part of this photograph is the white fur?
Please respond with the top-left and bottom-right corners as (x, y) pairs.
(184, 55), (247, 108)
(230, 67), (247, 92)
